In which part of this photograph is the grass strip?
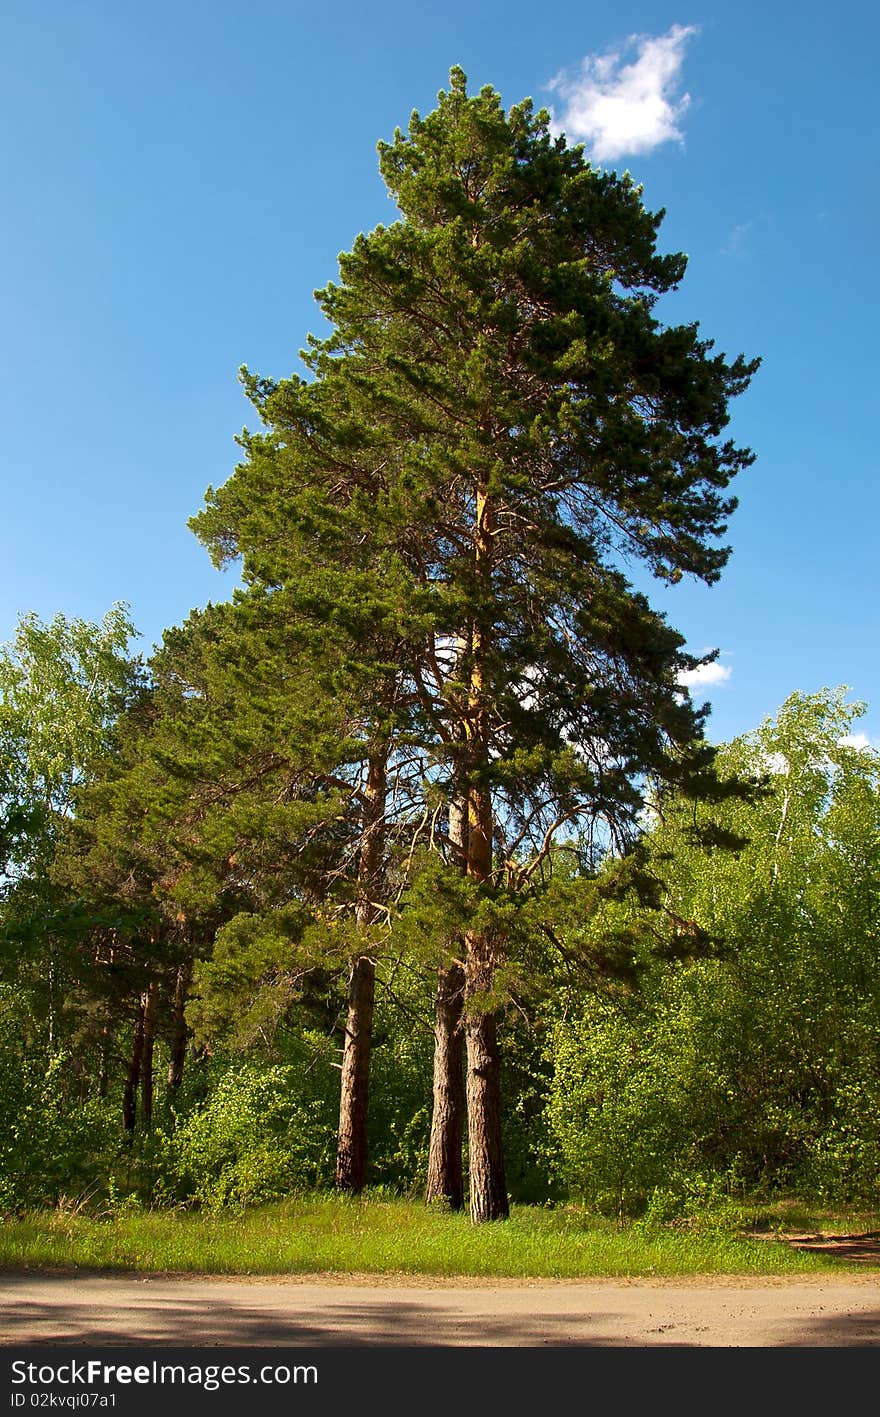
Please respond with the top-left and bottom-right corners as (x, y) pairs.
(0, 1196), (865, 1278)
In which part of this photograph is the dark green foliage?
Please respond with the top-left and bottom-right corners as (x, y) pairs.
(191, 68), (759, 876)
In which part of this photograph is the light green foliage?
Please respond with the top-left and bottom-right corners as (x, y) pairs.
(363, 963), (436, 1191)
(0, 987), (119, 1210)
(0, 603), (140, 881)
(547, 689), (880, 1213)
(0, 606), (145, 1115)
(158, 1059), (338, 1209)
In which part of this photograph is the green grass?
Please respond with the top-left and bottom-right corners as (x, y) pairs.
(0, 1195), (872, 1277)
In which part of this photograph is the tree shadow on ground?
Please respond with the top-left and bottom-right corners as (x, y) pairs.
(758, 1231), (880, 1265)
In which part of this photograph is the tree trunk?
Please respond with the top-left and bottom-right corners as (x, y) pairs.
(140, 982), (157, 1128)
(461, 478), (509, 1222)
(425, 794), (467, 1208)
(167, 961), (192, 1089)
(122, 997), (146, 1135)
(335, 744), (387, 1193)
(464, 940), (508, 1221)
(425, 962), (466, 1207)
(335, 954), (375, 1192)
(97, 1020), (111, 1098)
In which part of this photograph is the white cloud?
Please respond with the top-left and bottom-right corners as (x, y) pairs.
(547, 24), (698, 162)
(678, 659), (732, 690)
(839, 732), (880, 753)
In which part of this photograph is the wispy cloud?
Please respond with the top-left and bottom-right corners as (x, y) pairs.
(547, 24), (698, 162)
(721, 220), (754, 257)
(678, 659), (732, 690)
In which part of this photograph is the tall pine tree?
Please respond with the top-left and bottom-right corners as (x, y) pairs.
(193, 69), (758, 1220)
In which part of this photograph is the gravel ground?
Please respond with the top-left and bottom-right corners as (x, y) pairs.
(2, 1271), (880, 1346)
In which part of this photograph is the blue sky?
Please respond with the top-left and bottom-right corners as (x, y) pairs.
(1, 0), (877, 748)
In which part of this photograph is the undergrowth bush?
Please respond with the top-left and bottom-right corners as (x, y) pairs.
(0, 1032), (119, 1211)
(154, 1061), (337, 1209)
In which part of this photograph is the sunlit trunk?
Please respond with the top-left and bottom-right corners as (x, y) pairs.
(336, 745), (387, 1193)
(425, 960), (466, 1208)
(462, 478), (509, 1222)
(425, 790), (468, 1207)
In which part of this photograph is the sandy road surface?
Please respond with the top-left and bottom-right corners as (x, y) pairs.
(2, 1272), (880, 1346)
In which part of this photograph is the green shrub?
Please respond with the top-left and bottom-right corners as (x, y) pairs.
(0, 1031), (119, 1211)
(159, 1061), (337, 1209)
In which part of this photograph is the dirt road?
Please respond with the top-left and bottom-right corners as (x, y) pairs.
(2, 1271), (880, 1346)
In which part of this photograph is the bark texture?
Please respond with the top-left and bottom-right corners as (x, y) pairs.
(425, 792), (467, 1208)
(464, 940), (508, 1221)
(335, 954), (376, 1192)
(97, 1022), (111, 1099)
(460, 480), (509, 1221)
(425, 961), (466, 1208)
(335, 745), (386, 1193)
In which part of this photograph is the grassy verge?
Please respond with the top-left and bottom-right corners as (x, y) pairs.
(1, 1195), (874, 1277)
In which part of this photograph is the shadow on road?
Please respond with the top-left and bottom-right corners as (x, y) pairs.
(0, 1289), (639, 1346)
(2, 1274), (880, 1347)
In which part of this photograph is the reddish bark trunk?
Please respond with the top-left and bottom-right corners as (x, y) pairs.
(335, 954), (376, 1192)
(425, 962), (466, 1208)
(425, 794), (467, 1208)
(460, 479), (509, 1222)
(335, 746), (387, 1193)
(464, 940), (508, 1221)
